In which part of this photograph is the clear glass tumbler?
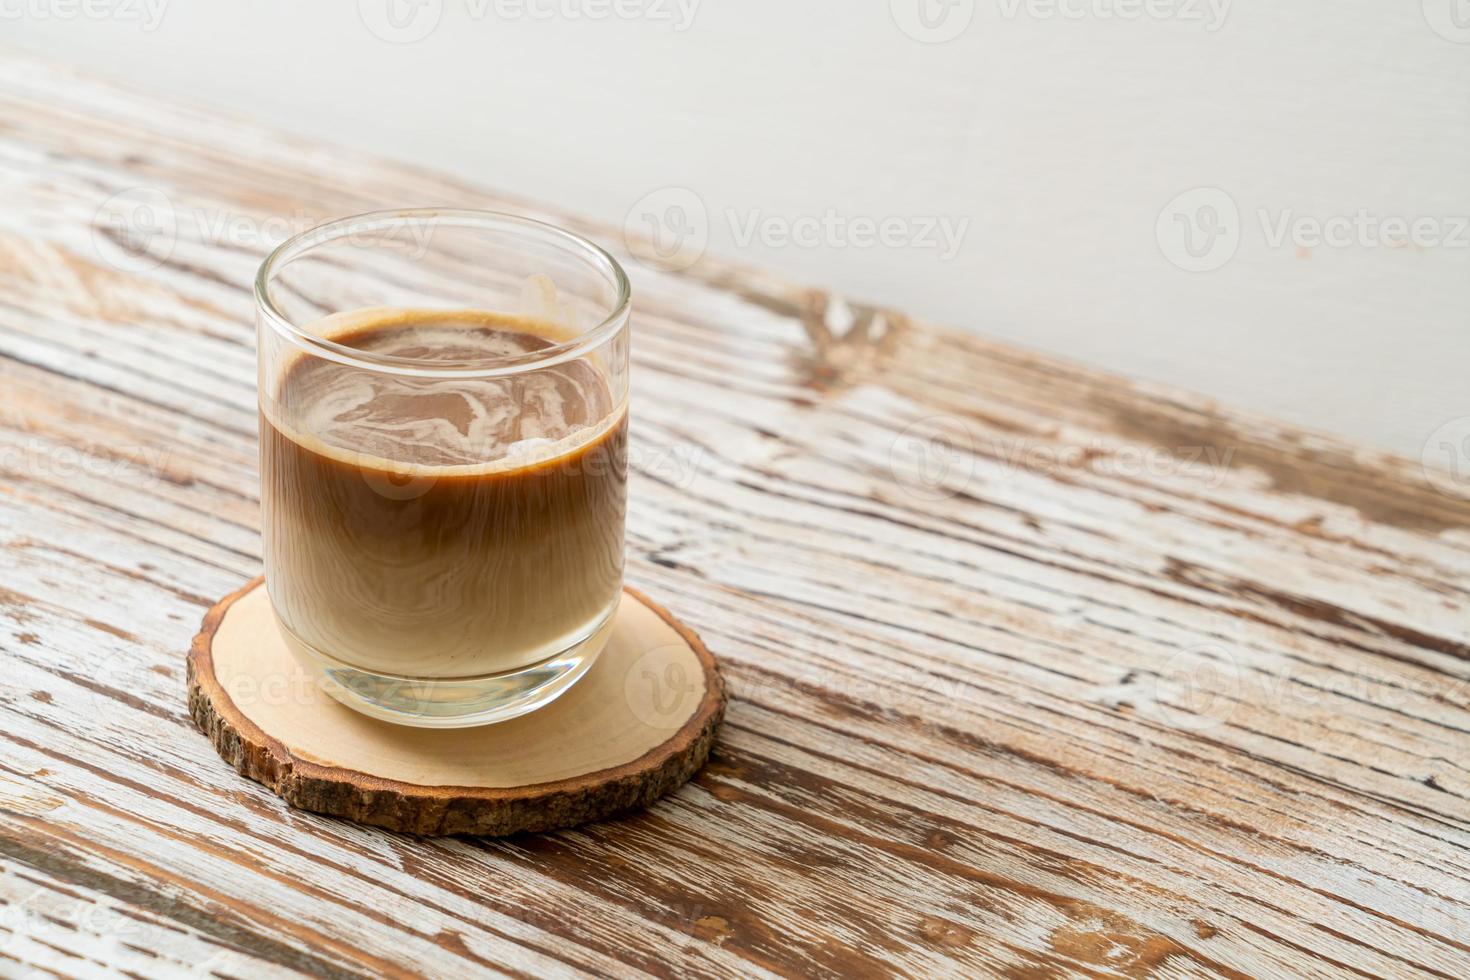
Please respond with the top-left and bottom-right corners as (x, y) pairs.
(255, 209), (630, 727)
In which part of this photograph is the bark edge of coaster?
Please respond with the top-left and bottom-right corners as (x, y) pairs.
(187, 577), (725, 836)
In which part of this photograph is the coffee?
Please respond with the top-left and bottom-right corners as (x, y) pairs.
(260, 308), (627, 681)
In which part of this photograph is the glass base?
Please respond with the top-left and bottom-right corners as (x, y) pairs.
(276, 613), (615, 729)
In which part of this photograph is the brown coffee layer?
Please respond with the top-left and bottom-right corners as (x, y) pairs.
(260, 309), (627, 678)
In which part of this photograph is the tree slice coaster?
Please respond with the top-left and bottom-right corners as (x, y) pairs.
(187, 577), (725, 836)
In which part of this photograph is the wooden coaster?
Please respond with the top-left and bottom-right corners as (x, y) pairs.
(187, 577), (725, 836)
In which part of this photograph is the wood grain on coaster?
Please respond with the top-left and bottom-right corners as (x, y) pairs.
(188, 578), (725, 837)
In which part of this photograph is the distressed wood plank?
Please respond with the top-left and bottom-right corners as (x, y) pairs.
(0, 53), (1467, 977)
(0, 850), (316, 979)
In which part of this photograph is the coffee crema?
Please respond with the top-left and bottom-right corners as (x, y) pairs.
(260, 308), (627, 680)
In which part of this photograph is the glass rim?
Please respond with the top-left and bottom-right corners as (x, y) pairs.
(254, 208), (632, 379)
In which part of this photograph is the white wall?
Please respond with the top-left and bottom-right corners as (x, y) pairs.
(5, 1), (1468, 461)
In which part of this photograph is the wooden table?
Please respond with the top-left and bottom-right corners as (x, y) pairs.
(1, 56), (1467, 978)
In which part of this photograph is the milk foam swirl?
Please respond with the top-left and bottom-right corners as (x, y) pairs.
(278, 313), (614, 470)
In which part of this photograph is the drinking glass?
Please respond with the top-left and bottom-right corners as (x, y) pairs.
(255, 209), (630, 727)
